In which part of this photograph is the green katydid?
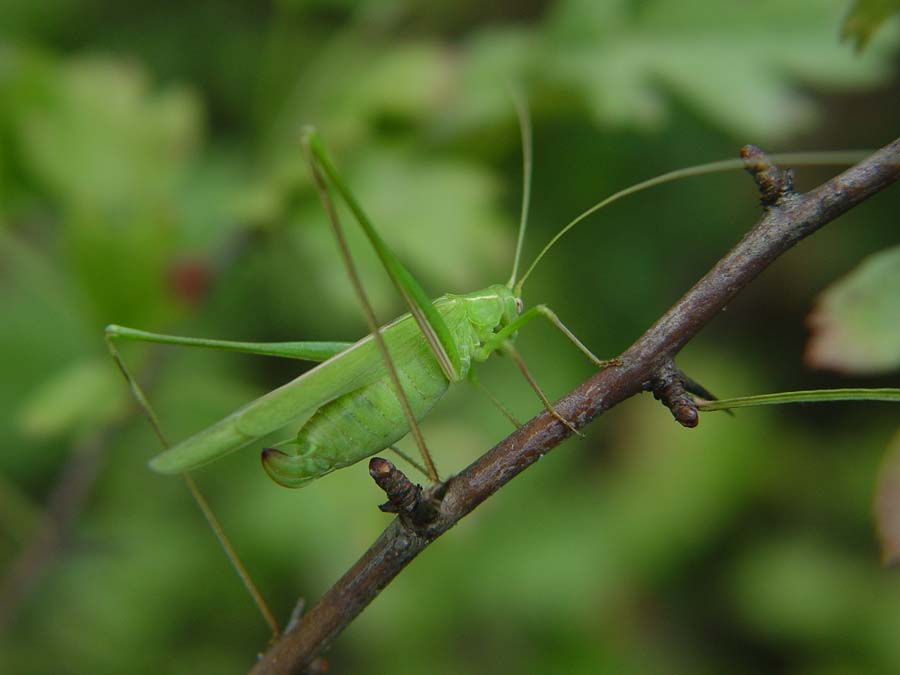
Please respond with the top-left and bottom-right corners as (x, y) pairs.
(106, 102), (612, 489)
(105, 127), (873, 490)
(104, 100), (883, 635)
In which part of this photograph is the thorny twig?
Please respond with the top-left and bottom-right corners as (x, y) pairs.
(251, 140), (900, 674)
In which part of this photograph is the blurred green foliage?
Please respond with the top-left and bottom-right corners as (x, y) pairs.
(1, 1), (899, 673)
(843, 0), (900, 50)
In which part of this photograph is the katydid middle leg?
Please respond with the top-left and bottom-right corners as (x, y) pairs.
(467, 369), (522, 429)
(475, 305), (620, 432)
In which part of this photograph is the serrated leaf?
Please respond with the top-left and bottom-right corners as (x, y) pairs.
(842, 0), (900, 51)
(540, 0), (898, 139)
(806, 245), (900, 374)
(875, 425), (900, 565)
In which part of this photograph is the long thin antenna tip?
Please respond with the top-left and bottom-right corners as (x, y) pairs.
(515, 150), (870, 291)
(300, 126), (321, 153)
(506, 88), (533, 289)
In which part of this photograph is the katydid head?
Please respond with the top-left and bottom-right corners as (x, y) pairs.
(460, 284), (520, 345)
(496, 283), (522, 327)
(466, 284), (521, 328)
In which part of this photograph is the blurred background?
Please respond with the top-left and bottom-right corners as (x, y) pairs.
(1, 1), (899, 673)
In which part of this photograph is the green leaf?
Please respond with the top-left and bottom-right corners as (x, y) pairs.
(540, 0), (898, 139)
(842, 0), (900, 51)
(806, 245), (900, 374)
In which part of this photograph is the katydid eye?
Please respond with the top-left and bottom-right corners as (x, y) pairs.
(515, 298), (524, 313)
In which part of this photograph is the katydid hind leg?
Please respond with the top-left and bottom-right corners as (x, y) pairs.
(302, 131), (441, 484)
(302, 129), (461, 384)
(104, 335), (281, 637)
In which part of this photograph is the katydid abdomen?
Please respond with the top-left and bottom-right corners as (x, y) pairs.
(264, 286), (523, 487)
(262, 336), (451, 488)
(148, 285), (519, 487)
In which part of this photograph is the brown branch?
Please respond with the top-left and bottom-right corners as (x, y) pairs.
(250, 139), (900, 675)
